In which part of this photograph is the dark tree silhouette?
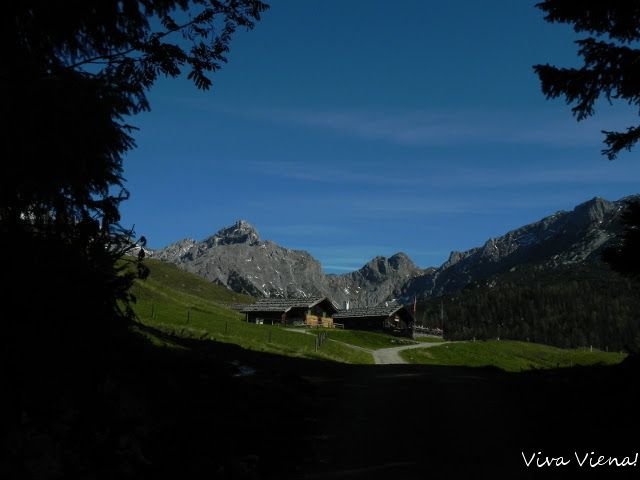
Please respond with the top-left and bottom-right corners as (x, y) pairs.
(533, 0), (640, 160)
(1, 1), (267, 365)
(534, 1), (640, 287)
(602, 200), (640, 280)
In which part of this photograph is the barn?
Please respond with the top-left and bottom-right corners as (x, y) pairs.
(241, 297), (339, 326)
(332, 305), (415, 337)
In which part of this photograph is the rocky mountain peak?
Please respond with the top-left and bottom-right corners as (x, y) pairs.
(152, 237), (198, 263)
(442, 250), (468, 268)
(204, 219), (260, 247)
(571, 196), (614, 224)
(388, 252), (418, 270)
(358, 253), (420, 282)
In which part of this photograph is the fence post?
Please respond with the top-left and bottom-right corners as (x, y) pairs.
(187, 309), (190, 324)
(151, 303), (155, 319)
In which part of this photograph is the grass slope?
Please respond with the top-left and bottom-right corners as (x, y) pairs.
(134, 258), (254, 305)
(127, 260), (625, 370)
(400, 340), (626, 371)
(129, 259), (373, 364)
(414, 336), (446, 343)
(316, 328), (416, 350)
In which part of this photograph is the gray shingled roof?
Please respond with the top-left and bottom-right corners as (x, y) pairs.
(332, 305), (407, 319)
(241, 296), (336, 313)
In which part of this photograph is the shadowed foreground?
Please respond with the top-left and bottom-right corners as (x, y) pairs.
(3, 329), (639, 479)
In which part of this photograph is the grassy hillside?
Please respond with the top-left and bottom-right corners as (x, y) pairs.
(125, 259), (626, 370)
(134, 258), (254, 305)
(129, 259), (373, 364)
(400, 340), (626, 371)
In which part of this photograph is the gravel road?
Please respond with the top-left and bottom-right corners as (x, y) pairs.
(372, 341), (452, 364)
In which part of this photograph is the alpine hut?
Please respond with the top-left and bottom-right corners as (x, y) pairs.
(241, 296), (338, 327)
(332, 304), (414, 337)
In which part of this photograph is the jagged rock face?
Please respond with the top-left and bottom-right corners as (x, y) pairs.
(150, 195), (634, 306)
(399, 196), (627, 301)
(154, 221), (329, 298)
(203, 220), (260, 247)
(153, 238), (198, 263)
(184, 240), (328, 298)
(327, 252), (423, 307)
(150, 221), (422, 306)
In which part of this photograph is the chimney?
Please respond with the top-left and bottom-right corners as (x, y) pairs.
(344, 300), (350, 311)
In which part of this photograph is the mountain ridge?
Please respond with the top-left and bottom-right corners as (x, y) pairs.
(149, 195), (636, 306)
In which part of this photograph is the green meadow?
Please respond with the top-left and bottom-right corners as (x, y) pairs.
(126, 259), (627, 371)
(129, 259), (374, 364)
(314, 328), (416, 350)
(400, 340), (626, 372)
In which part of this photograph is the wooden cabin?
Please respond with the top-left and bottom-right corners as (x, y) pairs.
(332, 304), (414, 337)
(241, 297), (338, 326)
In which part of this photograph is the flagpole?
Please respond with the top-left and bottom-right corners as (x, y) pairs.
(412, 295), (417, 338)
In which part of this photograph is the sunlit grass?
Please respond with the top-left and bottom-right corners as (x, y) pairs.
(128, 259), (373, 364)
(400, 340), (626, 371)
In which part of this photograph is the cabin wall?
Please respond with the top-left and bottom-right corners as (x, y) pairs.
(340, 316), (385, 331)
(314, 300), (338, 317)
(286, 307), (309, 323)
(247, 312), (284, 324)
(245, 302), (337, 326)
(310, 304), (332, 318)
(340, 315), (413, 337)
(383, 317), (413, 337)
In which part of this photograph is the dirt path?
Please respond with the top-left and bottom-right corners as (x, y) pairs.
(283, 328), (312, 334)
(284, 329), (454, 365)
(326, 338), (374, 353)
(372, 341), (452, 364)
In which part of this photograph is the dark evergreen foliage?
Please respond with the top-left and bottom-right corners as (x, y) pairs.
(534, 0), (640, 159)
(602, 199), (640, 279)
(534, 2), (640, 330)
(417, 262), (640, 352)
(1, 1), (267, 366)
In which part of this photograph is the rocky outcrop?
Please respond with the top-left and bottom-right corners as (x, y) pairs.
(399, 196), (626, 301)
(327, 253), (422, 307)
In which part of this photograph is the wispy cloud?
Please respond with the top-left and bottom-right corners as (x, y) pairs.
(247, 159), (640, 190)
(346, 191), (601, 219)
(440, 165), (640, 188)
(232, 106), (634, 148)
(246, 159), (418, 186)
(263, 224), (352, 237)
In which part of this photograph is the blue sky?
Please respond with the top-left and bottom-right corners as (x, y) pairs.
(121, 0), (640, 273)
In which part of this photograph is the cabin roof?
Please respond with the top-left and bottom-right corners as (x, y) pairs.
(241, 296), (337, 313)
(333, 304), (411, 319)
